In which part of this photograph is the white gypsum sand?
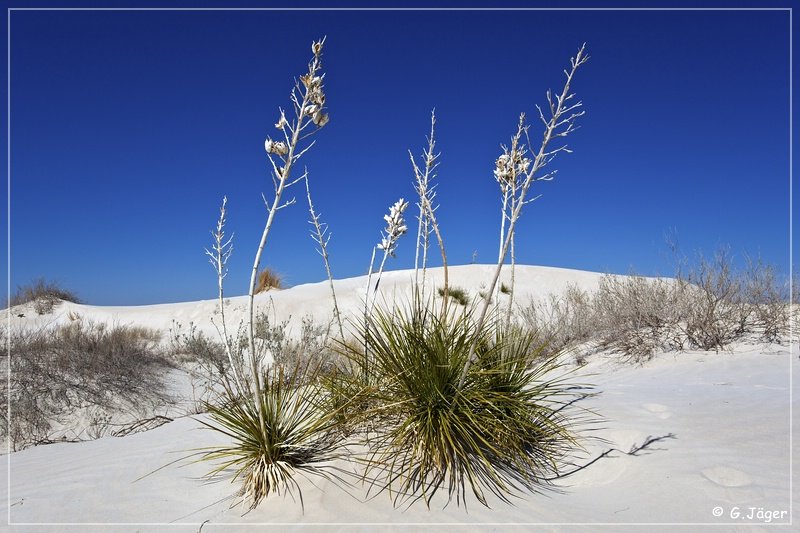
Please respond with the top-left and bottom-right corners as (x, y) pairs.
(2, 265), (796, 530)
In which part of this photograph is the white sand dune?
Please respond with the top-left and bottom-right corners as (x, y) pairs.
(8, 265), (610, 340)
(2, 265), (796, 530)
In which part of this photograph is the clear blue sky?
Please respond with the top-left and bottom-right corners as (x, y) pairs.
(4, 5), (794, 305)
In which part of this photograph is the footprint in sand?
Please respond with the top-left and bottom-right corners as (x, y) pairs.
(701, 466), (752, 487)
(643, 403), (672, 419)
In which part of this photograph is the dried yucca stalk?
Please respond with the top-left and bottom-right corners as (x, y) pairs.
(459, 44), (589, 387)
(246, 37), (330, 432)
(204, 195), (246, 394)
(410, 110), (442, 301)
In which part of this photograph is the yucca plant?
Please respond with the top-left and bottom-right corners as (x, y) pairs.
(197, 363), (348, 511)
(197, 38), (336, 511)
(335, 299), (590, 508)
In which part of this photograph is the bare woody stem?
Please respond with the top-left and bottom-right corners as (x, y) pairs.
(494, 114), (526, 309)
(498, 189), (509, 263)
(506, 225), (516, 327)
(458, 44), (588, 389)
(362, 247), (377, 380)
(247, 118), (302, 418)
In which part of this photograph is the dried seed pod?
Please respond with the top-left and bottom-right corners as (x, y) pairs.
(264, 139), (288, 156)
(312, 110), (329, 127)
(274, 112), (288, 130)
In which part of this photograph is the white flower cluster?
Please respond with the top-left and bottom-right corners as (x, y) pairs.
(493, 148), (531, 191)
(377, 198), (409, 257)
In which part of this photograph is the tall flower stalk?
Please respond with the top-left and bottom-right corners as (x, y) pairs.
(409, 112), (451, 319)
(365, 198), (410, 315)
(247, 38), (329, 435)
(489, 117), (532, 323)
(493, 115), (530, 312)
(459, 44), (589, 388)
(205, 196), (247, 395)
(363, 198), (409, 380)
(199, 39), (346, 512)
(411, 111), (441, 300)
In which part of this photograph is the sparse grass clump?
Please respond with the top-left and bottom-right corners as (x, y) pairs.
(255, 267), (284, 293)
(9, 277), (82, 314)
(334, 301), (588, 508)
(438, 286), (469, 306)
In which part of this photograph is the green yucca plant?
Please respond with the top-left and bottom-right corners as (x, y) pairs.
(197, 363), (347, 511)
(334, 299), (590, 509)
(438, 286), (469, 306)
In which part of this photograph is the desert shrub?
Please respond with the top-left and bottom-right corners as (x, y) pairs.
(520, 284), (593, 358)
(169, 321), (230, 376)
(2, 321), (172, 450)
(170, 314), (335, 405)
(518, 250), (791, 362)
(8, 277), (82, 314)
(334, 301), (588, 508)
(674, 250), (788, 349)
(198, 363), (347, 511)
(591, 275), (689, 361)
(168, 321), (236, 410)
(438, 286), (469, 306)
(253, 312), (339, 383)
(680, 249), (748, 351)
(273, 317), (338, 379)
(255, 267), (283, 294)
(740, 258), (789, 342)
